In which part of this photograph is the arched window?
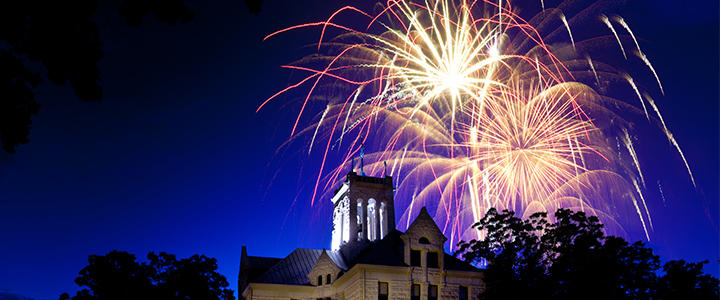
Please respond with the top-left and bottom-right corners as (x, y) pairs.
(342, 197), (350, 243)
(367, 199), (377, 241)
(379, 202), (387, 238)
(357, 199), (364, 241)
(419, 237), (430, 244)
(332, 197), (351, 250)
(331, 205), (342, 250)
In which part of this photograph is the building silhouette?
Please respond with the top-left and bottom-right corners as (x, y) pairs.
(238, 171), (485, 299)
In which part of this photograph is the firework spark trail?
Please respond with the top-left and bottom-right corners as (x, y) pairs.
(633, 178), (654, 230)
(645, 93), (696, 187)
(395, 146), (409, 180)
(560, 13), (576, 51)
(260, 0), (697, 244)
(615, 15), (664, 94)
(569, 136), (579, 177)
(601, 14), (627, 59)
(575, 138), (586, 168)
(632, 193), (651, 241)
(645, 93), (668, 137)
(657, 180), (667, 206)
(623, 129), (646, 188)
(668, 132), (696, 187)
(587, 56), (599, 85)
(625, 75), (649, 119)
(407, 190), (417, 229)
(614, 16), (640, 52)
(568, 136), (584, 212)
(635, 50), (665, 95)
(309, 105), (331, 154)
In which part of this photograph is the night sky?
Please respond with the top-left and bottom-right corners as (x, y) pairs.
(0, 1), (717, 299)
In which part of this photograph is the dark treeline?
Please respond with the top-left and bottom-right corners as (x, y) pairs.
(59, 251), (234, 300)
(456, 208), (719, 300)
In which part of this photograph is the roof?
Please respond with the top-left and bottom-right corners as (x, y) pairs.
(444, 253), (481, 272)
(240, 206), (480, 288)
(246, 255), (282, 270)
(351, 229), (480, 272)
(253, 248), (347, 285)
(350, 230), (407, 267)
(406, 207), (448, 242)
(244, 232), (479, 287)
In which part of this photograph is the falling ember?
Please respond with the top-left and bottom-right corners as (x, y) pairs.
(587, 56), (599, 86)
(668, 132), (696, 187)
(625, 75), (649, 119)
(645, 94), (696, 187)
(623, 129), (646, 188)
(560, 13), (576, 51)
(657, 180), (667, 207)
(615, 16), (641, 52)
(601, 14), (627, 59)
(309, 105), (330, 154)
(633, 178), (654, 231)
(632, 193), (651, 241)
(260, 0), (697, 243)
(645, 93), (669, 137)
(635, 50), (665, 95)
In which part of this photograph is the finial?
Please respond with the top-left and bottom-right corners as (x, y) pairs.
(360, 143), (366, 176)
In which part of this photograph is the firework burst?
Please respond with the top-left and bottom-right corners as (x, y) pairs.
(260, 0), (695, 245)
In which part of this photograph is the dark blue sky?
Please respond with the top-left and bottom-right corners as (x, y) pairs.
(0, 1), (717, 299)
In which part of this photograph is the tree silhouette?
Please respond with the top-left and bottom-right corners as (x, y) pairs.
(0, 0), (193, 153)
(59, 250), (234, 300)
(456, 208), (719, 300)
(657, 259), (720, 299)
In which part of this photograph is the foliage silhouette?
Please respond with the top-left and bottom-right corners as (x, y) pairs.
(58, 250), (234, 300)
(0, 0), (193, 153)
(456, 208), (719, 300)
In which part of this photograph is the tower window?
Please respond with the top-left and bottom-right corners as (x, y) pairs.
(378, 282), (389, 300)
(411, 284), (420, 300)
(428, 284), (438, 300)
(357, 200), (363, 241)
(379, 202), (387, 238)
(326, 274), (331, 284)
(317, 275), (322, 285)
(419, 237), (430, 244)
(367, 199), (377, 241)
(427, 251), (439, 268)
(459, 285), (469, 300)
(410, 250), (421, 266)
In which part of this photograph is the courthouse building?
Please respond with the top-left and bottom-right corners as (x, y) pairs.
(238, 171), (485, 300)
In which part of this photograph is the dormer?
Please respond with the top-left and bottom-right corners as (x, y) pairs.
(308, 250), (342, 286)
(401, 207), (447, 269)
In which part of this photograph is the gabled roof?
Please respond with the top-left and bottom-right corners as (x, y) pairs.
(241, 207), (480, 288)
(253, 248), (347, 285)
(326, 249), (349, 270)
(406, 207), (448, 242)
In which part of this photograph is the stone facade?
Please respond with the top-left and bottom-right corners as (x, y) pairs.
(239, 172), (485, 300)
